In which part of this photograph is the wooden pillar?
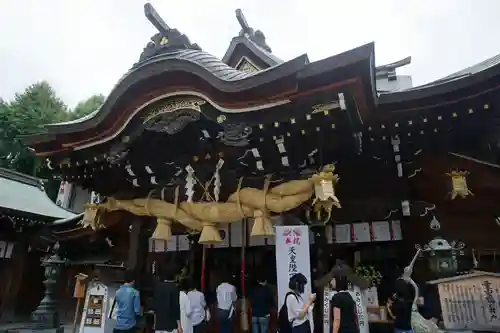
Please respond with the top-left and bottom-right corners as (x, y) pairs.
(0, 240), (28, 323)
(126, 216), (151, 287)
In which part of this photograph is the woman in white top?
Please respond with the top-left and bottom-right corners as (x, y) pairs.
(187, 280), (207, 333)
(180, 280), (193, 333)
(216, 275), (237, 333)
(286, 273), (315, 333)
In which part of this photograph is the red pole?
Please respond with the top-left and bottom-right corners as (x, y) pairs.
(201, 245), (206, 292)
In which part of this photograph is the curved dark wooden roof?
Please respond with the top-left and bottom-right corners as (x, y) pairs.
(379, 52), (500, 109)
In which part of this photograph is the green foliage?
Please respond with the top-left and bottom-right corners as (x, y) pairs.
(68, 94), (105, 121)
(354, 264), (383, 286)
(0, 81), (104, 178)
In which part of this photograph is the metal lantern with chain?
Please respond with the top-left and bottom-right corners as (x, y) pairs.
(446, 170), (473, 199)
(306, 164), (341, 224)
(416, 237), (466, 277)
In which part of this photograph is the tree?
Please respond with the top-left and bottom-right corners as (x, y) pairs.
(68, 94), (105, 121)
(0, 81), (69, 175)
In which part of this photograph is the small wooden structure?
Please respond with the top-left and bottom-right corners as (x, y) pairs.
(428, 271), (500, 332)
(0, 167), (75, 322)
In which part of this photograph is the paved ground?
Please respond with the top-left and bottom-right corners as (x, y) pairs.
(0, 323), (72, 333)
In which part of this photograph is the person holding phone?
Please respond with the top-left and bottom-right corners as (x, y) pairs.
(286, 273), (315, 333)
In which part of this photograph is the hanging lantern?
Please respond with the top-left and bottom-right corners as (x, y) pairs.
(151, 218), (173, 241)
(307, 164), (341, 224)
(198, 221), (222, 244)
(417, 237), (466, 277)
(446, 170), (473, 199)
(250, 210), (274, 236)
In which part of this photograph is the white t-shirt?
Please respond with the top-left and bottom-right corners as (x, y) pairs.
(188, 290), (207, 326)
(286, 293), (308, 327)
(180, 291), (193, 333)
(216, 282), (237, 313)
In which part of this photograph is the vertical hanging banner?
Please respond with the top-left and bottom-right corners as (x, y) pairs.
(275, 225), (312, 309)
(349, 285), (370, 333)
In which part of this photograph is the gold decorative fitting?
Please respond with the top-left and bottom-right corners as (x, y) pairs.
(307, 164), (341, 224)
(274, 122), (279, 128)
(143, 99), (206, 124)
(447, 170), (473, 199)
(290, 118), (296, 124)
(452, 112), (457, 118)
(216, 115), (226, 123)
(237, 59), (259, 74)
(484, 104), (489, 110)
(259, 124), (264, 129)
(160, 36), (169, 45)
(311, 101), (340, 114)
(80, 204), (102, 230)
(193, 156), (199, 162)
(301, 129), (306, 135)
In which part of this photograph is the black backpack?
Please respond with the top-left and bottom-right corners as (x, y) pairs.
(278, 292), (298, 333)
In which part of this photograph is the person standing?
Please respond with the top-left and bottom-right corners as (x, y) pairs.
(330, 276), (359, 333)
(152, 266), (182, 333)
(216, 275), (237, 333)
(114, 271), (141, 333)
(180, 279), (193, 333)
(249, 274), (274, 333)
(284, 273), (315, 333)
(387, 281), (414, 333)
(187, 280), (208, 333)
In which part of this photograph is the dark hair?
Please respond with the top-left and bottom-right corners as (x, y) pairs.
(289, 273), (307, 293)
(394, 279), (413, 301)
(179, 278), (190, 292)
(256, 272), (267, 284)
(159, 263), (178, 281)
(124, 270), (136, 284)
(334, 275), (349, 291)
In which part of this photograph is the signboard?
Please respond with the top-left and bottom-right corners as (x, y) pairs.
(432, 274), (500, 331)
(323, 285), (332, 333)
(275, 225), (312, 310)
(350, 285), (370, 333)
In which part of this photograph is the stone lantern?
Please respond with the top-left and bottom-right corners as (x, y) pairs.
(31, 252), (68, 332)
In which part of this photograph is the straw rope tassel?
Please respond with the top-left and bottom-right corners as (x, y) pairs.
(199, 182), (222, 244)
(251, 177), (275, 236)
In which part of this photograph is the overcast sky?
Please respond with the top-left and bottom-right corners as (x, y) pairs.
(1, 0), (499, 108)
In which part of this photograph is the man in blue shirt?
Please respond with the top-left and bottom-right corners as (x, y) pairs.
(114, 271), (141, 333)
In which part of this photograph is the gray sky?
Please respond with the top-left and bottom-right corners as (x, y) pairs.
(1, 0), (499, 108)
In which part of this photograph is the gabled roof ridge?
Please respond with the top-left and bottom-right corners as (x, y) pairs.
(0, 167), (45, 188)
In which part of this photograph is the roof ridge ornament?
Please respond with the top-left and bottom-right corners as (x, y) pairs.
(235, 9), (272, 53)
(137, 3), (201, 64)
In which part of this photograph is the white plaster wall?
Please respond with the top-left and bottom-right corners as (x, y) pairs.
(376, 75), (413, 93)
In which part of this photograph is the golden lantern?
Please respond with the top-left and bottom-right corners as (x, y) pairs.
(307, 164), (341, 224)
(446, 170), (473, 199)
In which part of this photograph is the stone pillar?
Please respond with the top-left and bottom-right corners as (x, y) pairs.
(31, 253), (67, 333)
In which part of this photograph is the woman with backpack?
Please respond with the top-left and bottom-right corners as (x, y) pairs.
(279, 273), (316, 333)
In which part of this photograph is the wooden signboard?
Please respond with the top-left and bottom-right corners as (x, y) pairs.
(428, 271), (500, 332)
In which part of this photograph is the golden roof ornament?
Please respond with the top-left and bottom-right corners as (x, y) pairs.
(80, 203), (102, 230)
(307, 164), (341, 224)
(446, 170), (473, 199)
